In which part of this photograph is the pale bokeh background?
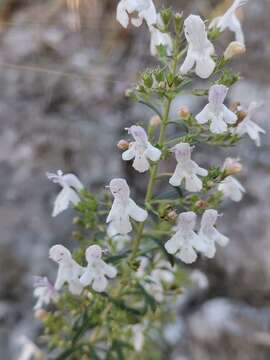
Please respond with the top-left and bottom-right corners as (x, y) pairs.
(0, 0), (270, 358)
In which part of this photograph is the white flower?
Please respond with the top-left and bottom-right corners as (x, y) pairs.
(189, 270), (209, 290)
(222, 157), (242, 175)
(17, 336), (42, 360)
(122, 125), (161, 173)
(46, 170), (84, 217)
(195, 84), (237, 133)
(169, 143), (208, 192)
(149, 14), (173, 57)
(218, 158), (245, 202)
(147, 260), (174, 302)
(233, 102), (266, 146)
(218, 175), (245, 202)
(164, 212), (205, 264)
(198, 209), (229, 258)
(210, 0), (248, 45)
(80, 245), (117, 292)
(137, 255), (175, 302)
(132, 324), (145, 352)
(33, 276), (57, 310)
(49, 244), (84, 295)
(116, 0), (157, 29)
(180, 15), (215, 79)
(106, 178), (148, 236)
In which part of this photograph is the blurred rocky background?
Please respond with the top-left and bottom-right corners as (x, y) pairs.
(0, 0), (269, 359)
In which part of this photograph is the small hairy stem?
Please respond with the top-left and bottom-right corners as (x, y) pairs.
(130, 57), (178, 259)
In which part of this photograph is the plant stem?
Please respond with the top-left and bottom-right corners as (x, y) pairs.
(131, 76), (176, 259)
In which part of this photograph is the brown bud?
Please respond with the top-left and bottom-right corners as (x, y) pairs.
(230, 101), (241, 113)
(195, 200), (208, 210)
(35, 309), (49, 321)
(223, 158), (242, 176)
(149, 115), (162, 128)
(117, 139), (129, 151)
(72, 230), (82, 241)
(178, 105), (190, 119)
(224, 41), (246, 60)
(237, 111), (247, 124)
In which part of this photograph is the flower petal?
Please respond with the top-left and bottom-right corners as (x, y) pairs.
(145, 143), (161, 161)
(180, 50), (195, 75)
(195, 105), (212, 124)
(92, 276), (108, 292)
(177, 245), (197, 264)
(128, 198), (148, 222)
(195, 55), (216, 79)
(164, 234), (181, 254)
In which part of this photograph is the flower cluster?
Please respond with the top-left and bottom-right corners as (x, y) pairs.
(32, 0), (266, 358)
(164, 210), (228, 263)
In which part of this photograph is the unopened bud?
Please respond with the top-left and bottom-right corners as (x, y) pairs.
(178, 106), (190, 119)
(35, 309), (49, 321)
(72, 230), (82, 241)
(86, 291), (93, 300)
(195, 200), (208, 209)
(237, 111), (247, 124)
(230, 101), (241, 113)
(125, 88), (133, 97)
(167, 210), (178, 221)
(117, 139), (129, 151)
(223, 158), (242, 175)
(224, 41), (246, 60)
(72, 216), (81, 225)
(159, 81), (166, 89)
(149, 115), (162, 128)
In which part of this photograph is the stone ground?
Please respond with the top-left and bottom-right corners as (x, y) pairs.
(0, 0), (270, 359)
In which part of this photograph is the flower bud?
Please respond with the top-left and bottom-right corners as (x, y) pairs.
(117, 139), (129, 151)
(237, 111), (247, 124)
(149, 115), (162, 128)
(125, 88), (133, 97)
(223, 158), (242, 176)
(230, 101), (241, 113)
(159, 81), (166, 89)
(72, 216), (80, 225)
(195, 200), (208, 210)
(35, 309), (49, 321)
(178, 106), (190, 119)
(224, 41), (246, 60)
(167, 210), (178, 221)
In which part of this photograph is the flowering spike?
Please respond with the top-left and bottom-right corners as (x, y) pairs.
(180, 15), (215, 79)
(169, 143), (208, 192)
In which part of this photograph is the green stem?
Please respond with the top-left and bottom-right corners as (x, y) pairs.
(130, 57), (178, 259)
